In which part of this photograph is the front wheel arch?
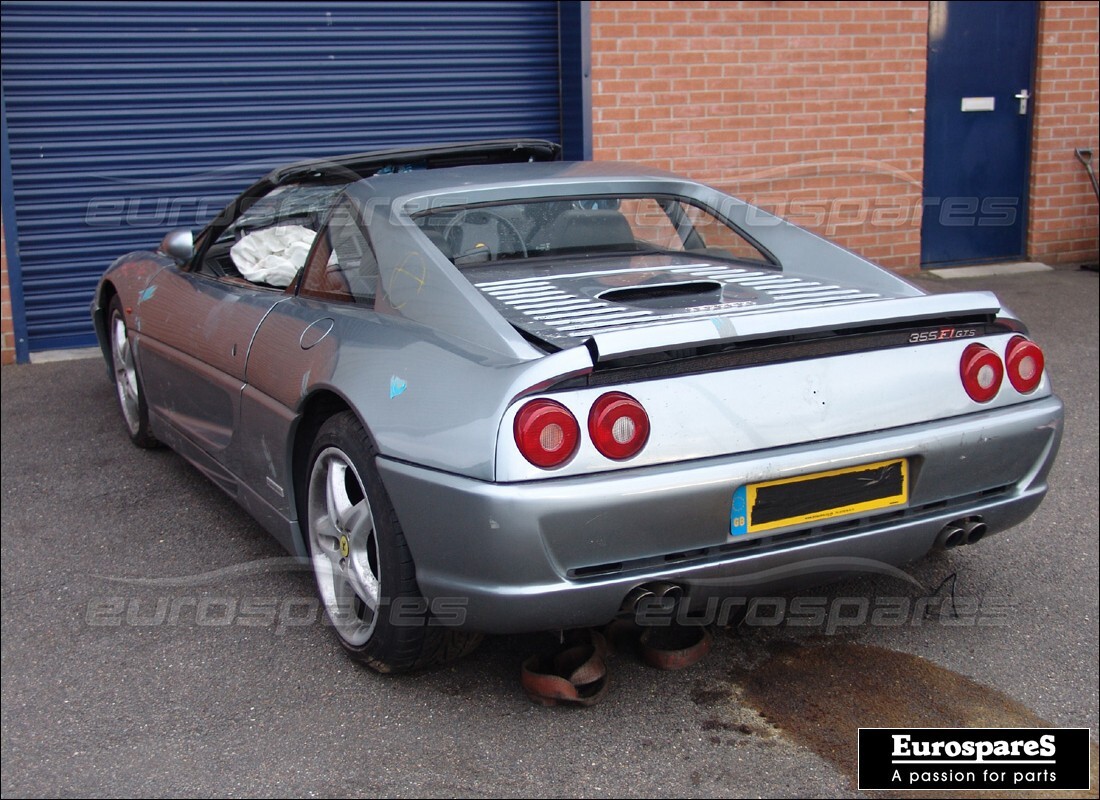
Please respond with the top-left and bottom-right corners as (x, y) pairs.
(93, 281), (119, 380)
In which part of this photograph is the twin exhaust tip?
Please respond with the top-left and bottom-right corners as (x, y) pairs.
(621, 581), (684, 614)
(936, 516), (988, 550)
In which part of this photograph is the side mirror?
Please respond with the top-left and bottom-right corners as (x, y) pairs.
(159, 229), (194, 264)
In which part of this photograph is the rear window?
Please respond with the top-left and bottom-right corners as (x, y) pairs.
(411, 196), (771, 269)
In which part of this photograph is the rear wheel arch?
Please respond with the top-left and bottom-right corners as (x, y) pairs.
(290, 390), (363, 540)
(290, 396), (482, 670)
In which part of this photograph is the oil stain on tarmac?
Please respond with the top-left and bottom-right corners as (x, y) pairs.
(727, 641), (1097, 799)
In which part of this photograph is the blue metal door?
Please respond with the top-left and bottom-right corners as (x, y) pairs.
(920, 0), (1038, 266)
(1, 1), (563, 354)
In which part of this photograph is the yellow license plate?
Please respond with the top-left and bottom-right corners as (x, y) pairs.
(730, 458), (908, 536)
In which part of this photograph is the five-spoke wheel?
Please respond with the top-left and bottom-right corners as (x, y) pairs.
(307, 445), (382, 646)
(303, 411), (482, 672)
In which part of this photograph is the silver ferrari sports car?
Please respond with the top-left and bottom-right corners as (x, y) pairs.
(92, 140), (1063, 671)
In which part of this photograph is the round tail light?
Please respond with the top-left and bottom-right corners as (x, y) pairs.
(588, 392), (650, 460)
(514, 399), (579, 468)
(1005, 336), (1045, 394)
(959, 343), (1003, 403)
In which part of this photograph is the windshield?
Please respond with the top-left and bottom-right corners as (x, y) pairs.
(411, 195), (772, 268)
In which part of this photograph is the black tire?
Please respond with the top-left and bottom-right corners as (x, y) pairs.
(304, 411), (481, 672)
(107, 295), (158, 448)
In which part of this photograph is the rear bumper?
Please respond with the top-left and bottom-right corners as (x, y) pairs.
(378, 396), (1062, 634)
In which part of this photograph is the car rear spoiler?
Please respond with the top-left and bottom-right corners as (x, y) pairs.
(584, 291), (1005, 362)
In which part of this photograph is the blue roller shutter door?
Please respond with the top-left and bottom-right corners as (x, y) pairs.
(1, 1), (561, 351)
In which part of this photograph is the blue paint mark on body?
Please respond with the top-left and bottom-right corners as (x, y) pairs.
(138, 285), (157, 303)
(389, 375), (408, 399)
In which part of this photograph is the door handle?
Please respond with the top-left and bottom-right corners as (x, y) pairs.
(1014, 89), (1030, 115)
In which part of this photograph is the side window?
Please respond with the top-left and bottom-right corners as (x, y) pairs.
(299, 201), (380, 304)
(198, 182), (344, 286)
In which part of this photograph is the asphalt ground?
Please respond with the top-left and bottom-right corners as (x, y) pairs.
(2, 266), (1097, 798)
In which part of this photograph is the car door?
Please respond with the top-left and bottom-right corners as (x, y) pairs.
(235, 199), (380, 521)
(134, 181), (345, 474)
(134, 265), (284, 462)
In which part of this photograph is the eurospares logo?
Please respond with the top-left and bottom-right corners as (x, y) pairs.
(858, 728), (1091, 791)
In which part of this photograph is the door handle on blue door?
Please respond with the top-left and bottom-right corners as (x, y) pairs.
(1014, 90), (1030, 115)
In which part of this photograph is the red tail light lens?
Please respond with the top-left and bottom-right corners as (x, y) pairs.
(588, 392), (650, 460)
(959, 343), (1003, 403)
(1005, 336), (1045, 394)
(514, 399), (579, 468)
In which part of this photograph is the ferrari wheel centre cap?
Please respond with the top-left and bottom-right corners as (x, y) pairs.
(339, 536), (350, 558)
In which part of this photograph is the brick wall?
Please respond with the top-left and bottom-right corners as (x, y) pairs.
(1029, 0), (1100, 265)
(591, 0), (930, 273)
(1, 219), (13, 365)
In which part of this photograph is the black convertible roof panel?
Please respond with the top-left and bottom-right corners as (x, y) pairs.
(269, 139), (562, 184)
